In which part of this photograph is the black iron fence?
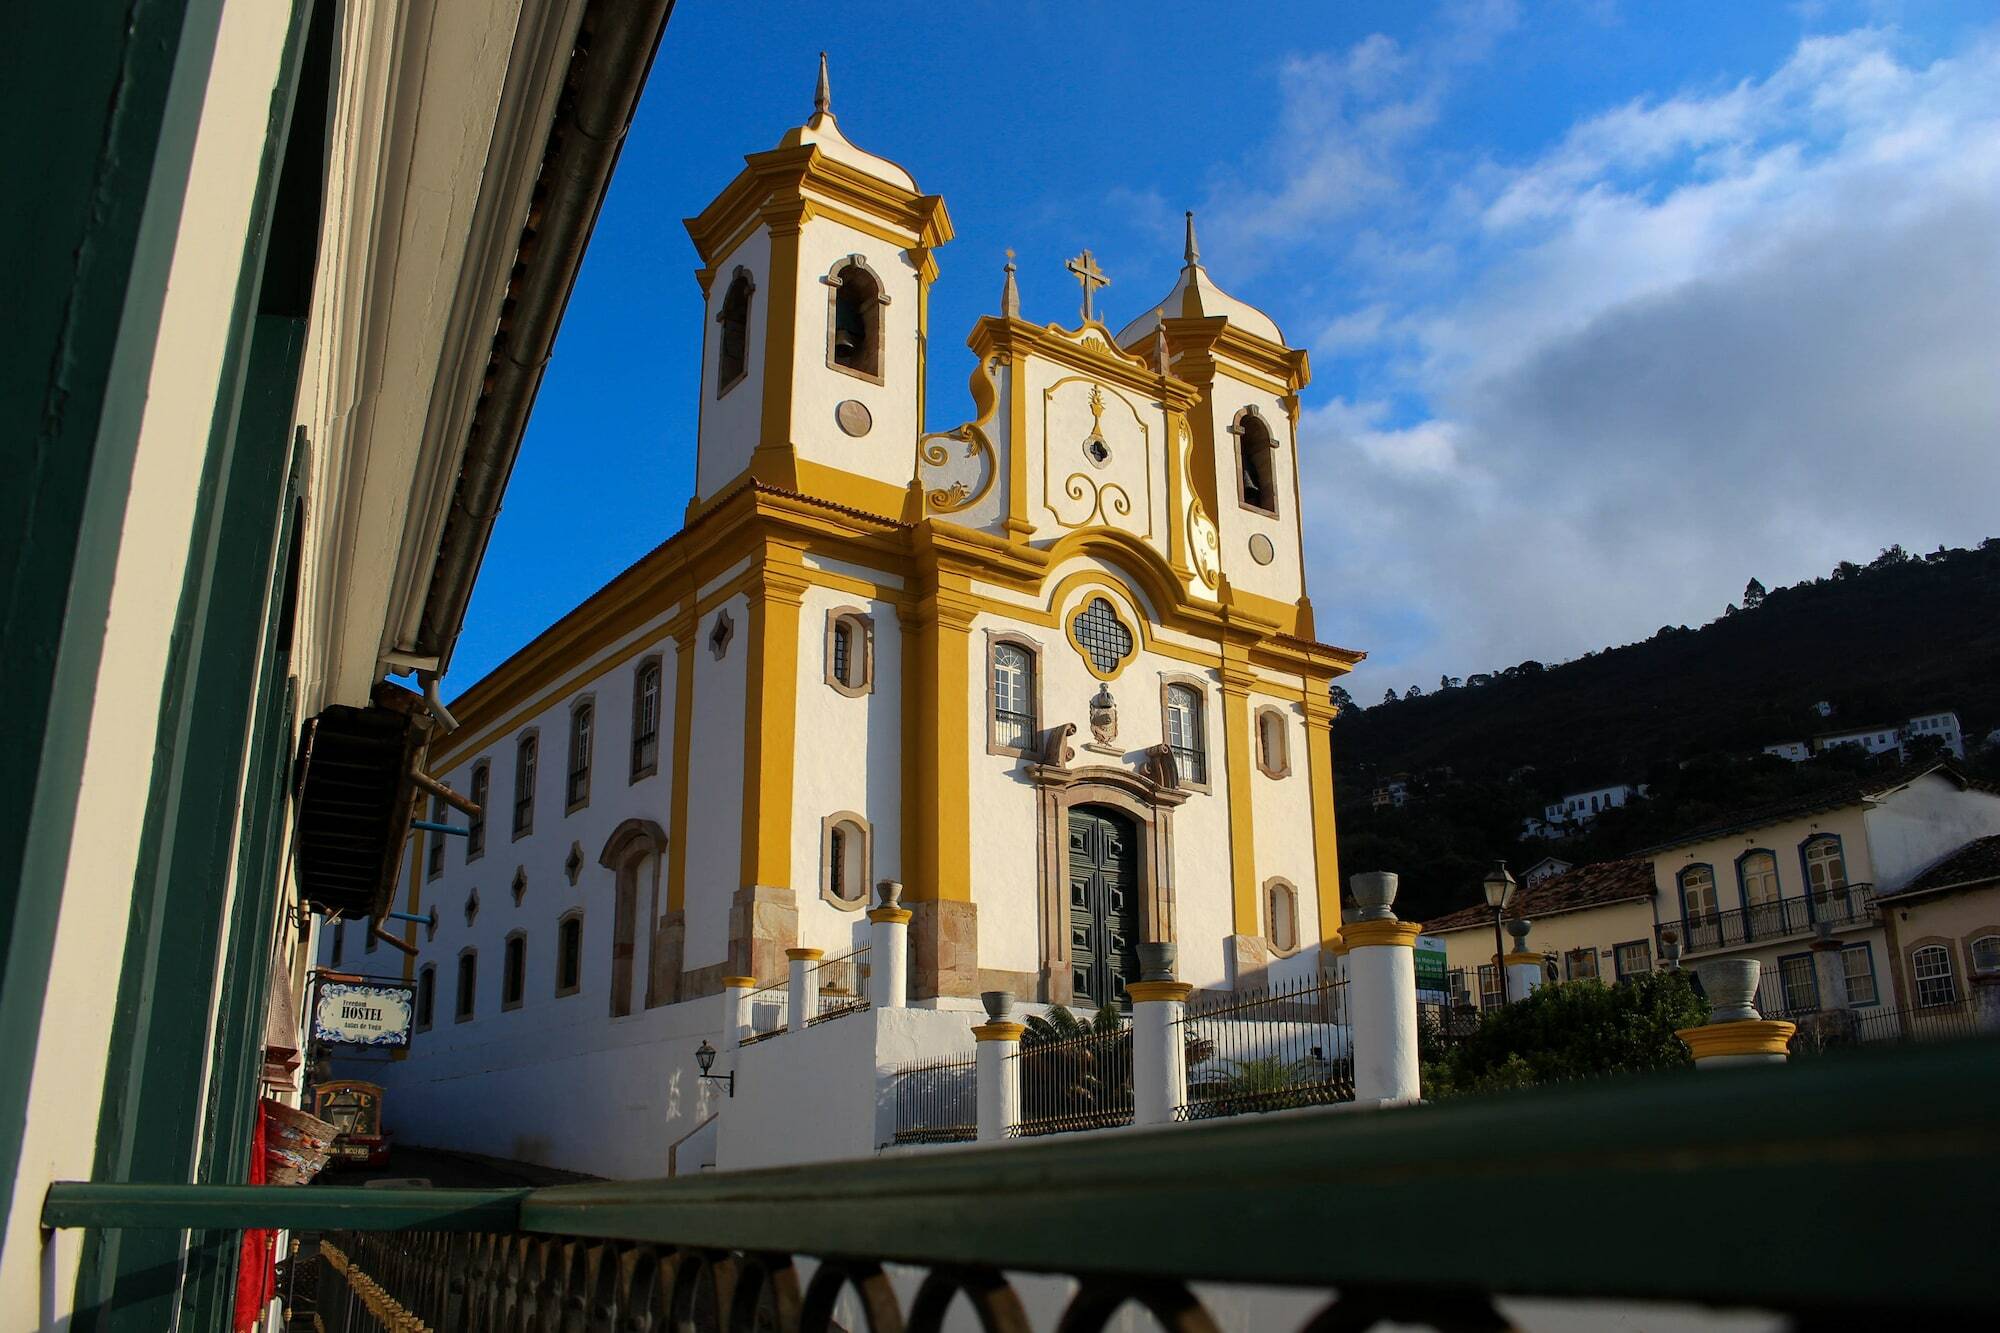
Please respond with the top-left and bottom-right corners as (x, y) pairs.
(890, 1053), (977, 1146)
(1176, 972), (1354, 1121)
(805, 946), (870, 1027)
(1660, 884), (1876, 955)
(1776, 998), (1980, 1052)
(1011, 1024), (1134, 1137)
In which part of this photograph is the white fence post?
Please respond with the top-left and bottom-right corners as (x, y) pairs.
(1345, 871), (1422, 1105)
(973, 1015), (1023, 1142)
(787, 948), (822, 1033)
(720, 975), (754, 1054)
(1504, 920), (1543, 1003)
(868, 881), (910, 1010)
(1129, 980), (1192, 1126)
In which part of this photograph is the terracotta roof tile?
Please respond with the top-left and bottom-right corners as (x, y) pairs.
(1879, 833), (2000, 900)
(1423, 858), (1657, 934)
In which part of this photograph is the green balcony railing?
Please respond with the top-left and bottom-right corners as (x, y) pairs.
(45, 1036), (2000, 1329)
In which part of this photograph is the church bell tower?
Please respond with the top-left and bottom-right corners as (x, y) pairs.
(683, 56), (953, 521)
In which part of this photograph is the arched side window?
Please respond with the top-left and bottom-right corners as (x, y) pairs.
(1678, 864), (1719, 949)
(502, 931), (527, 1011)
(1255, 706), (1292, 779)
(1161, 679), (1210, 789)
(455, 949), (478, 1022)
(467, 761), (489, 860)
(631, 656), (662, 782)
(1971, 934), (2000, 976)
(1233, 407), (1279, 517)
(513, 731), (538, 838)
(987, 635), (1040, 756)
(566, 699), (594, 812)
(825, 608), (874, 697)
(415, 964), (436, 1032)
(715, 267), (754, 395)
(1265, 878), (1300, 955)
(555, 911), (584, 998)
(826, 255), (890, 381)
(821, 812), (872, 910)
(1911, 943), (1957, 1008)
(1801, 834), (1851, 919)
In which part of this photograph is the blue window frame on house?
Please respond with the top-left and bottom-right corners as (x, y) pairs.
(1734, 849), (1782, 939)
(1678, 864), (1720, 949)
(1800, 833), (1851, 921)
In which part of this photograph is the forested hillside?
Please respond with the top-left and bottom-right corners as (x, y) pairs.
(1332, 541), (2000, 920)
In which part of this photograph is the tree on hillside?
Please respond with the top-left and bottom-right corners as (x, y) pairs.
(1405, 685), (1424, 700)
(1329, 685), (1355, 712)
(1744, 578), (1766, 608)
(1382, 688), (1398, 706)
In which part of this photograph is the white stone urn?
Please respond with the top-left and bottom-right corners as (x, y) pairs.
(875, 879), (904, 910)
(1349, 871), (1400, 921)
(980, 990), (1014, 1022)
(1693, 958), (1761, 1023)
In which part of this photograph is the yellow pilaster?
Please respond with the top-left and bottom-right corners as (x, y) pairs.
(1303, 685), (1343, 944)
(740, 545), (808, 890)
(751, 200), (809, 490)
(903, 559), (976, 903)
(663, 600), (699, 912)
(1219, 653), (1259, 935)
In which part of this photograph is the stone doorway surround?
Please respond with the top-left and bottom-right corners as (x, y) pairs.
(1023, 728), (1188, 1005)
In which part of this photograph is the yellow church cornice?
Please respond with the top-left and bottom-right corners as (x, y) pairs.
(427, 478), (1361, 774)
(684, 144), (954, 275)
(969, 316), (1206, 412)
(1159, 315), (1311, 394)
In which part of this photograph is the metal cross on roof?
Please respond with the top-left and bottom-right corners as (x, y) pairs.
(1065, 249), (1109, 324)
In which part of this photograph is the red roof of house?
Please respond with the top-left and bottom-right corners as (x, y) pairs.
(1423, 858), (1658, 934)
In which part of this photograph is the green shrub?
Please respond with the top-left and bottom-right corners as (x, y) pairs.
(1423, 971), (1709, 1099)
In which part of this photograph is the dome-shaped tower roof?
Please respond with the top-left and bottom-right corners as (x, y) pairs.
(1116, 212), (1285, 347)
(773, 53), (918, 192)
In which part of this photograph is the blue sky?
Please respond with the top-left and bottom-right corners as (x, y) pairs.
(451, 0), (2000, 700)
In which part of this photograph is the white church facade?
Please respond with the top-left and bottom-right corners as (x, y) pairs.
(325, 63), (1361, 1175)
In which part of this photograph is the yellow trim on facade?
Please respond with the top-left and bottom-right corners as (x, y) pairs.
(1126, 980), (1194, 1003)
(1342, 919), (1424, 949)
(865, 906), (913, 924)
(663, 602), (698, 912)
(905, 574), (976, 903)
(792, 457), (909, 522)
(741, 548), (807, 892)
(1677, 1020), (1796, 1060)
(1302, 690), (1343, 944)
(1220, 659), (1259, 934)
(752, 200), (808, 489)
(784, 947), (826, 962)
(972, 1020), (1026, 1042)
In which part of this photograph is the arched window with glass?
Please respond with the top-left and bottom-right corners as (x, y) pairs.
(631, 658), (661, 781)
(1165, 683), (1208, 787)
(1802, 835), (1850, 920)
(1912, 943), (1957, 1008)
(467, 761), (489, 860)
(1736, 850), (1780, 939)
(567, 700), (594, 811)
(1679, 864), (1720, 950)
(989, 640), (1037, 755)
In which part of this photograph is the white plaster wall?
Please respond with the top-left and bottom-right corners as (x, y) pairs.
(684, 596), (750, 967)
(716, 1008), (973, 1171)
(694, 228), (770, 500)
(0, 2), (292, 1316)
(1202, 378), (1303, 607)
(788, 209), (921, 497)
(922, 353), (1011, 533)
(791, 580), (903, 955)
(965, 611), (1044, 978)
(1014, 353), (1173, 567)
(1863, 779), (2000, 892)
(1248, 692), (1319, 959)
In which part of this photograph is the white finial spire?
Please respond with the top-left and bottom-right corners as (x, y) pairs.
(1002, 249), (1020, 319)
(814, 51), (831, 117)
(1184, 210), (1200, 266)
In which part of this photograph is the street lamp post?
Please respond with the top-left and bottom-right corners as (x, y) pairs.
(694, 1038), (734, 1097)
(1483, 862), (1517, 1009)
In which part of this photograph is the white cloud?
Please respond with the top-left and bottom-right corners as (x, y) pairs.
(1258, 23), (2000, 697)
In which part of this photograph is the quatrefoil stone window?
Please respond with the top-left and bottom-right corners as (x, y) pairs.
(1070, 596), (1135, 678)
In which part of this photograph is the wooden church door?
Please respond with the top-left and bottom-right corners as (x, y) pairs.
(1068, 805), (1140, 1008)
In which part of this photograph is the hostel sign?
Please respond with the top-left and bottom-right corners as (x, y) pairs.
(312, 979), (415, 1048)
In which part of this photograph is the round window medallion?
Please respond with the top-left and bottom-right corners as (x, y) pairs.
(1085, 437), (1111, 467)
(1249, 533), (1276, 566)
(835, 399), (873, 437)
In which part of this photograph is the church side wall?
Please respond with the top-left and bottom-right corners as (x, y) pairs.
(791, 579), (904, 954)
(1249, 691), (1321, 983)
(683, 593), (751, 970)
(694, 229), (769, 501)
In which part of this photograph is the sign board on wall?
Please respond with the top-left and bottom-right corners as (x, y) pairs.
(311, 980), (415, 1048)
(1414, 934), (1449, 1004)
